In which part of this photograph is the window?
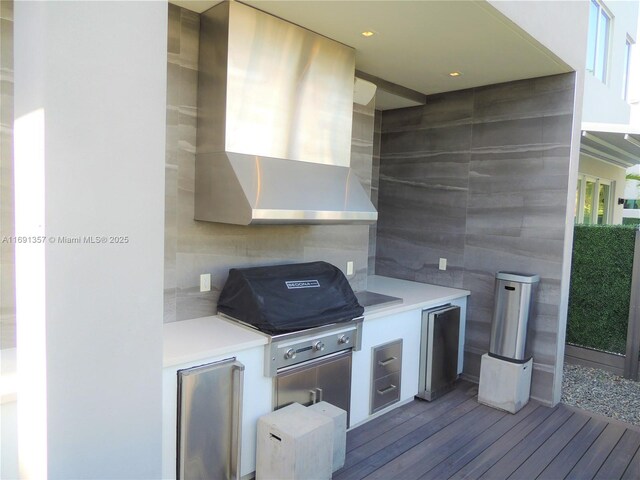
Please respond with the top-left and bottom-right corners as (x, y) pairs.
(586, 0), (611, 82)
(624, 199), (640, 209)
(575, 174), (614, 224)
(622, 37), (633, 100)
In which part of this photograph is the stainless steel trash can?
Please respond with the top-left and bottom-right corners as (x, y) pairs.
(489, 272), (539, 363)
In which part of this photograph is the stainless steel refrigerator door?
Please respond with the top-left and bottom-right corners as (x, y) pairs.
(417, 305), (460, 401)
(177, 358), (244, 480)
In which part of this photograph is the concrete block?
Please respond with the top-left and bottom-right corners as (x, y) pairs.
(478, 354), (532, 414)
(308, 401), (347, 472)
(256, 403), (333, 480)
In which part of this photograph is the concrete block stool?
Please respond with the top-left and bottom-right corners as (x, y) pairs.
(308, 401), (347, 472)
(478, 353), (532, 414)
(256, 403), (333, 480)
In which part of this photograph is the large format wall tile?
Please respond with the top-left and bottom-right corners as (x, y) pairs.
(376, 73), (575, 405)
(377, 95), (473, 291)
(164, 6), (376, 322)
(368, 111), (382, 274)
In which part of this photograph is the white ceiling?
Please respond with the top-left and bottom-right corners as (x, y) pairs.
(171, 0), (572, 110)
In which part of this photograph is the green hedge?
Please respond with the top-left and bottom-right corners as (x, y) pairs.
(567, 225), (637, 354)
(622, 218), (640, 226)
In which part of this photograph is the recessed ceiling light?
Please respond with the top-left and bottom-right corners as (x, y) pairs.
(361, 31), (375, 37)
(448, 71), (462, 77)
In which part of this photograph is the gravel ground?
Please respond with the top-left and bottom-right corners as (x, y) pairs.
(562, 363), (640, 426)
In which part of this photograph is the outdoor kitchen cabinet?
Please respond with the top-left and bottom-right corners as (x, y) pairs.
(370, 339), (403, 413)
(349, 297), (467, 427)
(162, 290), (468, 477)
(162, 345), (272, 479)
(350, 309), (422, 426)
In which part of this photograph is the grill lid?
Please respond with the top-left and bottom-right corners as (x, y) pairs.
(217, 261), (364, 334)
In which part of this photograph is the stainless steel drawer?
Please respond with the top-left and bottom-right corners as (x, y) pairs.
(371, 371), (401, 413)
(372, 340), (402, 379)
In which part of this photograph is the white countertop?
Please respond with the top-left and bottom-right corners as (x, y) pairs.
(162, 275), (469, 368)
(163, 316), (267, 368)
(363, 275), (470, 320)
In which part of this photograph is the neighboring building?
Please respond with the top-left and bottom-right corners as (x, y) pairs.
(578, 0), (640, 225)
(623, 163), (640, 223)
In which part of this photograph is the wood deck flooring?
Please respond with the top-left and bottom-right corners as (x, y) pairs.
(337, 381), (640, 480)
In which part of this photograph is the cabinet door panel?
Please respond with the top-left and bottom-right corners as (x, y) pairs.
(275, 366), (317, 409)
(373, 340), (402, 378)
(275, 351), (352, 426)
(371, 372), (401, 413)
(317, 351), (352, 424)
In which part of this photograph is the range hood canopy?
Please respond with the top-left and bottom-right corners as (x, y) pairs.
(195, 1), (378, 225)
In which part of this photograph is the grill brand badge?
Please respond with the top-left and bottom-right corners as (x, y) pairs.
(285, 279), (320, 289)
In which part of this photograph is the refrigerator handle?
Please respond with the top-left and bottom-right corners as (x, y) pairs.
(230, 362), (245, 480)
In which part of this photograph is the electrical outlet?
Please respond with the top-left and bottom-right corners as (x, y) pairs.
(346, 261), (354, 276)
(200, 273), (211, 292)
(439, 258), (447, 271)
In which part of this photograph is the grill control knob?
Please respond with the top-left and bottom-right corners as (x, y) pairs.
(313, 341), (325, 352)
(338, 335), (350, 345)
(284, 348), (296, 360)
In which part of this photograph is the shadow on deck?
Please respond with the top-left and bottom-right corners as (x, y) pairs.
(337, 380), (640, 479)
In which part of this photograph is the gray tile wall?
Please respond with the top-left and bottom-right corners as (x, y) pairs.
(1, 0), (15, 350)
(376, 74), (576, 405)
(165, 5), (376, 323)
(368, 110), (382, 274)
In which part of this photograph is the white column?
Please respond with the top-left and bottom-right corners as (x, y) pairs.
(14, 1), (167, 477)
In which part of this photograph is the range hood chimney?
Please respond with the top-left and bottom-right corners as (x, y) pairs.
(195, 1), (378, 225)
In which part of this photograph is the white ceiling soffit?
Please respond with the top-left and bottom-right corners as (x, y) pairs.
(581, 123), (640, 168)
(170, 0), (571, 109)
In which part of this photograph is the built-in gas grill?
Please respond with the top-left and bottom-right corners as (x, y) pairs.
(218, 261), (364, 424)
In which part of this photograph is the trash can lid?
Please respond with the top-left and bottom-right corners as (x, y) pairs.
(496, 271), (540, 283)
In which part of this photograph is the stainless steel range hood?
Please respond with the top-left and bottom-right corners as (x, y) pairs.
(195, 1), (378, 225)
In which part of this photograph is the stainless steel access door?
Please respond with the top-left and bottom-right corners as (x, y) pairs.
(274, 350), (352, 426)
(177, 358), (244, 480)
(417, 305), (460, 401)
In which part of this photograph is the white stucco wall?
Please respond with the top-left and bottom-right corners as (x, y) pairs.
(582, 0), (639, 124)
(13, 1), (167, 477)
(488, 0), (589, 71)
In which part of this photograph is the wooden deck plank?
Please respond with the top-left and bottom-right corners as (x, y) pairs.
(363, 404), (505, 480)
(565, 423), (627, 480)
(621, 444), (640, 479)
(347, 400), (433, 452)
(342, 381), (640, 480)
(340, 389), (471, 472)
(347, 384), (474, 452)
(478, 405), (574, 479)
(594, 429), (640, 480)
(334, 397), (479, 480)
(448, 404), (558, 480)
(420, 401), (540, 480)
(507, 411), (589, 479)
(537, 417), (609, 480)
